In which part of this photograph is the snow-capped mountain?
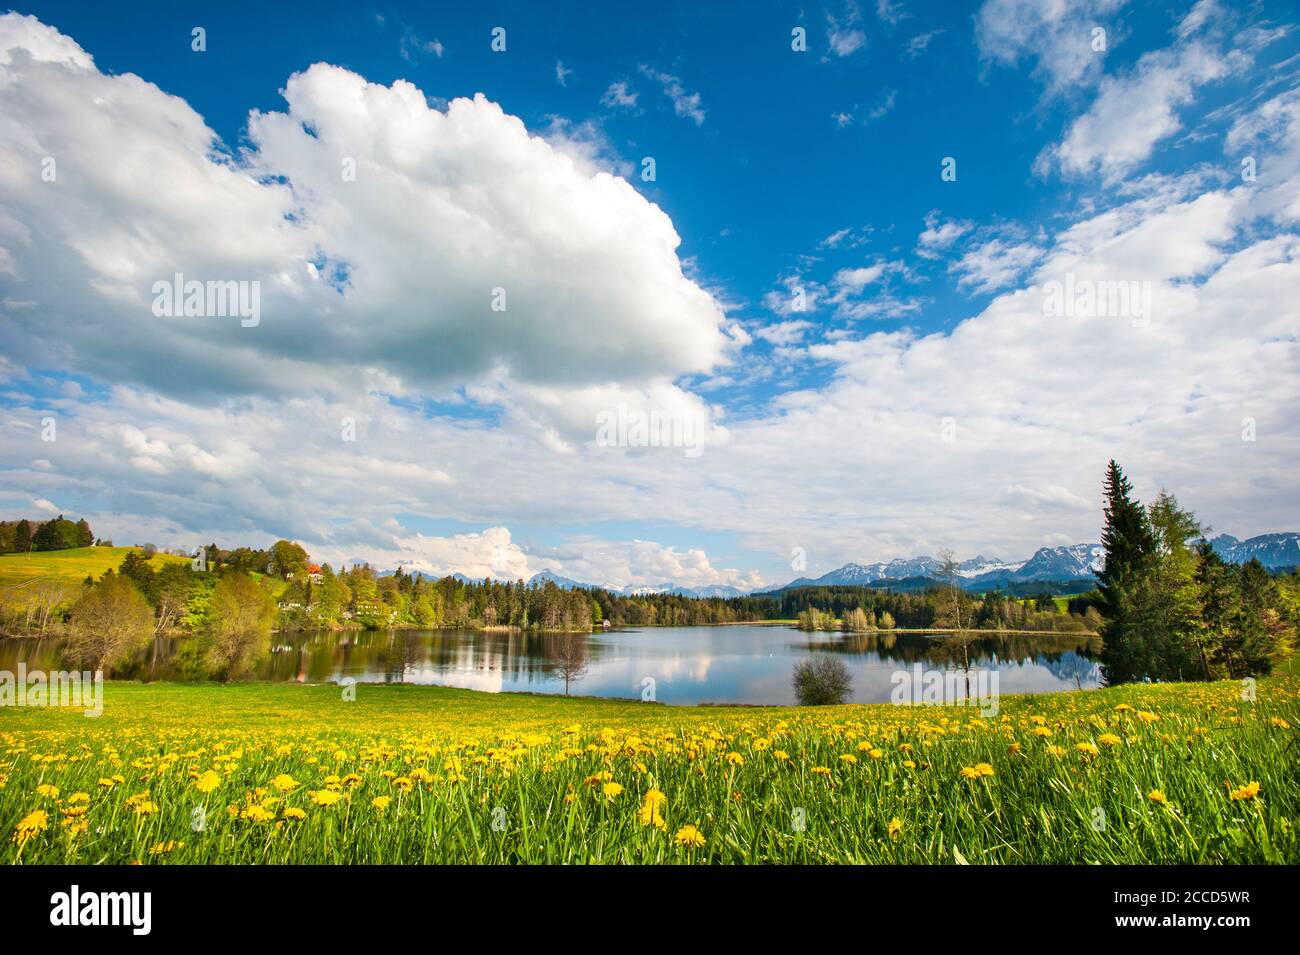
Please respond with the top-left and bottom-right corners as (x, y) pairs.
(1008, 543), (1105, 582)
(451, 533), (1296, 598)
(526, 572), (745, 599)
(526, 569), (592, 590)
(1208, 533), (1300, 569)
(772, 543), (1105, 591)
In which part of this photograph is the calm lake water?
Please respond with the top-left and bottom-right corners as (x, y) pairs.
(0, 625), (1102, 705)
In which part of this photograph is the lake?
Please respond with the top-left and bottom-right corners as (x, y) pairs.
(0, 625), (1102, 705)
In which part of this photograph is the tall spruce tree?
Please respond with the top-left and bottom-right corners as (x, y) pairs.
(1097, 461), (1157, 683)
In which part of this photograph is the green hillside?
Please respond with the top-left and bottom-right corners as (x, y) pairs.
(0, 546), (189, 591)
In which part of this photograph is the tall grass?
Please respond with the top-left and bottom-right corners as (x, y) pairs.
(2, 678), (1296, 863)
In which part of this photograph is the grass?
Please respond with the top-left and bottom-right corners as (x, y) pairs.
(0, 547), (288, 604)
(0, 547), (188, 591)
(2, 676), (1297, 864)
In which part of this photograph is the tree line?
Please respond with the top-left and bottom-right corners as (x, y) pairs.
(1097, 460), (1296, 683)
(0, 516), (97, 553)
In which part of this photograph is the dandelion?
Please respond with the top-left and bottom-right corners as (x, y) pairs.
(148, 840), (184, 855)
(1076, 742), (1100, 758)
(13, 808), (48, 845)
(35, 783), (59, 800)
(194, 770), (221, 794)
(674, 824), (706, 848)
(887, 817), (903, 841)
(1097, 733), (1122, 748)
(839, 754), (858, 765)
(725, 752), (745, 766)
(282, 807), (307, 821)
(602, 782), (624, 801)
(1148, 790), (1168, 805)
(637, 789), (667, 830)
(371, 795), (392, 812)
(1228, 781), (1260, 802)
(271, 774), (299, 793)
(811, 766), (831, 776)
(309, 789), (342, 807)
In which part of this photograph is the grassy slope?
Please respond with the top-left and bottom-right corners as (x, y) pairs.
(0, 546), (188, 590)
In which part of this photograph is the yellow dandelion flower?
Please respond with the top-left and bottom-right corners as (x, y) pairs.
(282, 807), (307, 821)
(1228, 781), (1260, 801)
(372, 795), (392, 812)
(637, 789), (668, 830)
(35, 783), (59, 799)
(13, 808), (48, 845)
(240, 804), (274, 823)
(674, 824), (706, 848)
(1148, 790), (1168, 805)
(194, 770), (221, 794)
(309, 789), (342, 807)
(602, 782), (624, 800)
(271, 773), (299, 792)
(887, 817), (903, 841)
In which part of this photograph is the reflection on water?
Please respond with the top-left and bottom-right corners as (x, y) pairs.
(0, 625), (1102, 705)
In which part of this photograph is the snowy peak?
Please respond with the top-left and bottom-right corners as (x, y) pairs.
(1013, 544), (1105, 581)
(1208, 533), (1300, 569)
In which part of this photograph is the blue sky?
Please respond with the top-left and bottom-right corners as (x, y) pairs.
(2, 1), (1299, 589)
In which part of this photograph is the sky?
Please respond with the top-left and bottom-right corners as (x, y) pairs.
(1, 0), (1298, 590)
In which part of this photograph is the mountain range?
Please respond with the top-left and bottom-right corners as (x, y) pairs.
(385, 532), (1299, 597)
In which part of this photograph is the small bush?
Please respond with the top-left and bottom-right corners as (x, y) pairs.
(792, 655), (853, 705)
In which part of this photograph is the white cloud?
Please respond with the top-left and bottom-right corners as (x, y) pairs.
(952, 237), (1045, 294)
(905, 29), (943, 59)
(0, 16), (732, 438)
(976, 0), (1127, 96)
(600, 79), (637, 109)
(825, 1), (867, 58)
(753, 320), (814, 346)
(555, 60), (573, 87)
(917, 211), (972, 258)
(875, 0), (909, 27)
(636, 65), (705, 125)
(1044, 42), (1239, 181)
(399, 29), (443, 63)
